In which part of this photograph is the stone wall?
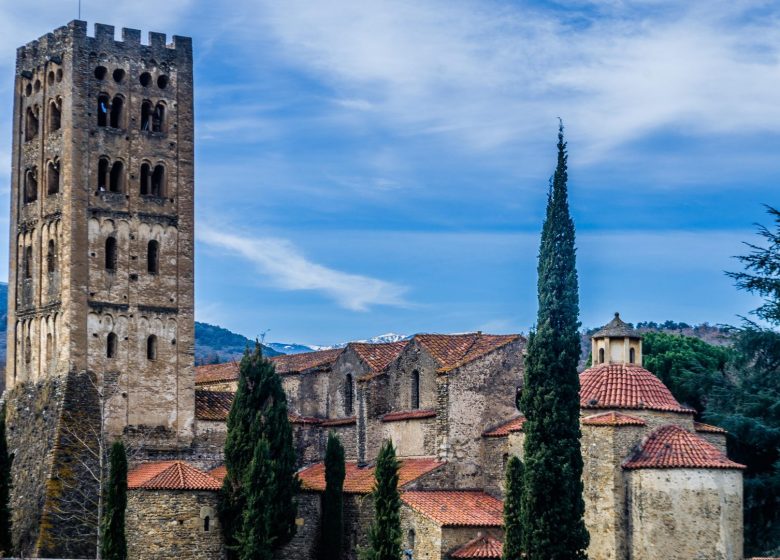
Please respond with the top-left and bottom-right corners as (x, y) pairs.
(383, 416), (437, 457)
(401, 505), (442, 560)
(277, 492), (321, 560)
(126, 489), (224, 559)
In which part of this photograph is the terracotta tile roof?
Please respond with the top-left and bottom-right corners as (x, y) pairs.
(208, 465), (227, 482)
(352, 341), (409, 379)
(289, 413), (323, 425)
(321, 416), (356, 427)
(623, 425), (745, 470)
(127, 461), (222, 491)
(195, 390), (234, 421)
(482, 415), (525, 437)
(195, 361), (239, 385)
(401, 490), (503, 527)
(694, 421), (728, 434)
(580, 363), (695, 413)
(415, 333), (521, 374)
(298, 458), (444, 494)
(450, 534), (504, 558)
(581, 411), (646, 427)
(592, 312), (641, 338)
(270, 348), (344, 375)
(382, 409), (436, 422)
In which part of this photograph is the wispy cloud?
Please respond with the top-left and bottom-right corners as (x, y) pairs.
(198, 228), (409, 311)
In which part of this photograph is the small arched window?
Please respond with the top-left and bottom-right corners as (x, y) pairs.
(147, 240), (159, 274)
(23, 246), (33, 279)
(47, 240), (56, 274)
(97, 157), (109, 192)
(105, 237), (117, 271)
(109, 161), (124, 193)
(344, 374), (354, 416)
(24, 167), (38, 203)
(47, 160), (60, 195)
(25, 106), (39, 141)
(147, 335), (157, 360)
(97, 93), (110, 127)
(141, 100), (153, 131)
(25, 335), (32, 364)
(140, 163), (151, 195)
(152, 103), (165, 133)
(151, 164), (165, 197)
(107, 332), (118, 358)
(598, 348), (605, 364)
(629, 347), (636, 364)
(408, 529), (415, 550)
(109, 95), (124, 128)
(46, 333), (53, 366)
(411, 370), (420, 410)
(203, 516), (210, 532)
(49, 98), (61, 132)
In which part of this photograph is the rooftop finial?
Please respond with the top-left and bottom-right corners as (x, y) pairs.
(615, 312), (620, 319)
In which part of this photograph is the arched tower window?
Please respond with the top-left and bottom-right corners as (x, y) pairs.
(141, 100), (153, 131)
(23, 246), (33, 279)
(147, 335), (158, 360)
(629, 347), (636, 364)
(151, 164), (165, 197)
(97, 93), (110, 127)
(107, 332), (118, 358)
(598, 348), (605, 364)
(24, 167), (38, 203)
(147, 240), (159, 274)
(25, 106), (39, 141)
(411, 370), (420, 410)
(140, 163), (151, 195)
(49, 98), (61, 132)
(408, 529), (415, 550)
(24, 334), (32, 364)
(203, 516), (210, 532)
(152, 103), (165, 133)
(105, 237), (117, 271)
(47, 239), (56, 274)
(46, 333), (53, 366)
(98, 157), (109, 192)
(109, 161), (124, 193)
(47, 160), (60, 195)
(109, 95), (124, 128)
(344, 374), (354, 416)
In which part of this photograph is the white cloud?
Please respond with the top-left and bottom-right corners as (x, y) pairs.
(198, 228), (409, 311)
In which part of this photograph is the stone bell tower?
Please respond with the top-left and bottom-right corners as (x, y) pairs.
(5, 21), (194, 556)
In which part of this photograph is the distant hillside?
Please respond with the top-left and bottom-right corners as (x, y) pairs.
(194, 321), (280, 364)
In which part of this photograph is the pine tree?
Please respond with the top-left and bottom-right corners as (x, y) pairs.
(361, 441), (401, 560)
(100, 441), (127, 560)
(502, 456), (524, 560)
(0, 405), (12, 558)
(219, 343), (299, 558)
(238, 439), (274, 560)
(520, 122), (589, 559)
(320, 432), (346, 560)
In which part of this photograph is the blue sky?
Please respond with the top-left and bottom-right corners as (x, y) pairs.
(0, 0), (777, 345)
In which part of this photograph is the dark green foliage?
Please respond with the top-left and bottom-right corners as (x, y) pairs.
(101, 441), (127, 560)
(238, 439), (274, 560)
(520, 123), (589, 560)
(361, 441), (401, 560)
(219, 343), (299, 558)
(503, 456), (524, 560)
(0, 405), (12, 557)
(320, 432), (346, 560)
(642, 332), (729, 415)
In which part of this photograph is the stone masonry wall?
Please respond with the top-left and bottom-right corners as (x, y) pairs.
(401, 505), (442, 560)
(277, 492), (321, 560)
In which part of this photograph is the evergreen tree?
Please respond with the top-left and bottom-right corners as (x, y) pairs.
(238, 439), (274, 560)
(503, 456), (524, 560)
(320, 432), (346, 560)
(361, 441), (401, 560)
(100, 441), (127, 560)
(219, 343), (299, 557)
(0, 405), (12, 558)
(520, 122), (589, 559)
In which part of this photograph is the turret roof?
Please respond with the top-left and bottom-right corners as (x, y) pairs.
(592, 312), (641, 339)
(450, 534), (503, 558)
(623, 425), (745, 470)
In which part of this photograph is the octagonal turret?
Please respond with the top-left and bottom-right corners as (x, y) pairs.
(591, 312), (642, 366)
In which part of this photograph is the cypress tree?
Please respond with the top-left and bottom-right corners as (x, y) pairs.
(320, 432), (346, 560)
(502, 456), (524, 560)
(101, 441), (128, 560)
(238, 438), (273, 560)
(0, 405), (12, 558)
(520, 122), (589, 559)
(361, 441), (401, 560)
(219, 343), (299, 557)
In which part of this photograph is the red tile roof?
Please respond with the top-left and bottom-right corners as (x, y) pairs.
(402, 490), (503, 527)
(289, 413), (323, 425)
(127, 461), (222, 491)
(415, 333), (521, 374)
(482, 415), (525, 437)
(382, 409), (436, 422)
(270, 348), (344, 375)
(195, 390), (234, 421)
(694, 421), (727, 434)
(580, 363), (694, 413)
(450, 534), (504, 558)
(581, 411), (646, 427)
(195, 361), (239, 385)
(321, 416), (356, 427)
(623, 425), (745, 470)
(208, 465), (227, 482)
(352, 341), (409, 379)
(298, 458), (444, 494)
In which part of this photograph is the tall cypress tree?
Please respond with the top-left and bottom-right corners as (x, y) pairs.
(0, 405), (12, 558)
(101, 441), (128, 560)
(520, 122), (589, 559)
(238, 438), (274, 560)
(361, 441), (401, 560)
(219, 343), (299, 557)
(320, 432), (346, 560)
(503, 456), (524, 560)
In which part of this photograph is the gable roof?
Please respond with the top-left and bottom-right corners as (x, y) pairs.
(414, 333), (521, 374)
(271, 348), (344, 375)
(195, 390), (234, 421)
(401, 490), (503, 527)
(623, 425), (745, 470)
(298, 458), (444, 494)
(482, 415), (526, 437)
(450, 534), (504, 559)
(127, 461), (222, 491)
(582, 411), (646, 427)
(579, 363), (694, 413)
(195, 361), (239, 386)
(352, 341), (409, 380)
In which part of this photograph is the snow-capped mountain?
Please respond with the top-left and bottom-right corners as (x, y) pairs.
(269, 333), (410, 354)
